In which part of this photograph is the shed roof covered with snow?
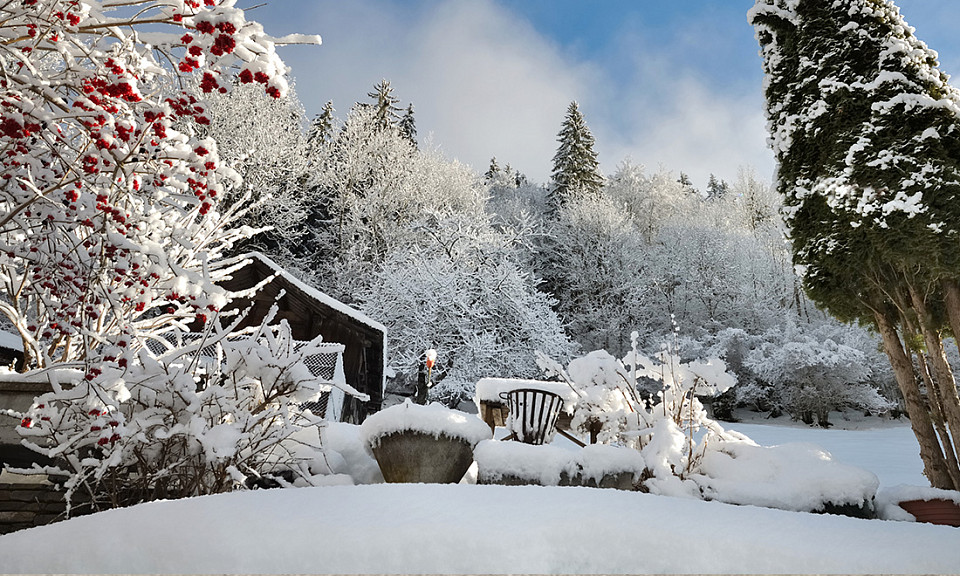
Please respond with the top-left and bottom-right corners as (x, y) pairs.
(217, 252), (386, 423)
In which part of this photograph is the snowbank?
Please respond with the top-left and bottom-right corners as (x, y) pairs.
(0, 483), (957, 574)
(694, 439), (880, 512)
(359, 400), (492, 449)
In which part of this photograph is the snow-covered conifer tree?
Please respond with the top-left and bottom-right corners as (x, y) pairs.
(366, 79), (403, 132)
(548, 101), (603, 213)
(399, 103), (417, 148)
(307, 101), (336, 155)
(750, 0), (960, 489)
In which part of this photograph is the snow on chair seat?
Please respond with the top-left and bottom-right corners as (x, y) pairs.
(501, 388), (564, 445)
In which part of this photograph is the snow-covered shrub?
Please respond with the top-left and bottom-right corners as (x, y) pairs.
(15, 316), (362, 513)
(693, 438), (880, 514)
(537, 332), (739, 491)
(745, 324), (893, 426)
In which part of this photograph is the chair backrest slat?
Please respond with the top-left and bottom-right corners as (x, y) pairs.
(500, 388), (563, 445)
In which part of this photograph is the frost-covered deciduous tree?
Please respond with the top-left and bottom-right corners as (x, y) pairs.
(546, 192), (649, 355)
(197, 81), (310, 246)
(362, 214), (574, 407)
(751, 0), (960, 489)
(304, 105), (480, 302)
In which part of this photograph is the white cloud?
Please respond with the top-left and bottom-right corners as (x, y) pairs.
(273, 0), (775, 187)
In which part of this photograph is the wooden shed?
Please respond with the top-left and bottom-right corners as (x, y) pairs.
(216, 252), (386, 423)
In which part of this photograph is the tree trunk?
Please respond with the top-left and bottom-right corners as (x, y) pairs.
(874, 310), (956, 489)
(916, 351), (960, 489)
(908, 283), (960, 471)
(940, 278), (960, 353)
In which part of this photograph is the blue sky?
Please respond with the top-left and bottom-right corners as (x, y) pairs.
(248, 1), (960, 188)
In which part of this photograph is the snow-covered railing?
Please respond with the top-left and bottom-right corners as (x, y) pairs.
(145, 332), (348, 421)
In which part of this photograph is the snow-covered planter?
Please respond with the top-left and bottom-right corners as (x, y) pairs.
(692, 439), (880, 517)
(876, 486), (960, 526)
(360, 401), (491, 483)
(473, 441), (644, 490)
(572, 444), (645, 490)
(474, 440), (576, 486)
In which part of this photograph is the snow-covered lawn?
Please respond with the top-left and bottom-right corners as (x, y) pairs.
(0, 419), (956, 574)
(727, 414), (927, 488)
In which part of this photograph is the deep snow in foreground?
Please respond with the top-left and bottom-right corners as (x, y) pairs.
(0, 483), (957, 574)
(0, 419), (952, 574)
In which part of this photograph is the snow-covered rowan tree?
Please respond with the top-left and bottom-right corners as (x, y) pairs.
(750, 0), (960, 488)
(547, 101), (603, 214)
(1, 0), (327, 509)
(0, 0), (312, 369)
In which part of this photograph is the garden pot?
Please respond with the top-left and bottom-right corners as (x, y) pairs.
(898, 498), (960, 527)
(371, 430), (475, 484)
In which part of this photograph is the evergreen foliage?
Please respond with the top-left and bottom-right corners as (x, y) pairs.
(399, 104), (418, 148)
(548, 102), (604, 212)
(750, 0), (960, 489)
(307, 101), (336, 153)
(366, 79), (404, 131)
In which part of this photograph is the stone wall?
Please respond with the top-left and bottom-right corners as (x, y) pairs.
(0, 481), (66, 534)
(0, 379), (67, 534)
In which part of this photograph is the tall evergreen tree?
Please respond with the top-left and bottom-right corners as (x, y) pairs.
(548, 102), (604, 213)
(485, 157), (501, 182)
(750, 0), (960, 489)
(706, 174), (729, 201)
(399, 103), (418, 148)
(307, 101), (335, 153)
(366, 79), (403, 131)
